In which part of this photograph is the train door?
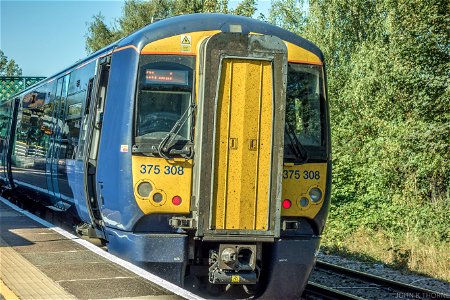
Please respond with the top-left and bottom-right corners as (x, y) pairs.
(46, 74), (70, 209)
(5, 98), (20, 188)
(0, 131), (5, 181)
(0, 100), (13, 183)
(194, 33), (287, 239)
(82, 56), (110, 226)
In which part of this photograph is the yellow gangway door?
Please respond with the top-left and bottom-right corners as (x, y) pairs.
(212, 58), (273, 231)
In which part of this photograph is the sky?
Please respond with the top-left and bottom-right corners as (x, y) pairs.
(0, 0), (271, 77)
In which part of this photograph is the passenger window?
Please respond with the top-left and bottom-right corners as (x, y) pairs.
(0, 101), (11, 140)
(42, 83), (57, 151)
(57, 75), (70, 159)
(0, 101), (11, 158)
(77, 77), (94, 159)
(15, 87), (49, 158)
(64, 61), (96, 159)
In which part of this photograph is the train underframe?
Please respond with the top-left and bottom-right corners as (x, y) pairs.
(106, 225), (320, 298)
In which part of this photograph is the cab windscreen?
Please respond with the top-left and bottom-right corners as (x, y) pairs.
(135, 57), (194, 153)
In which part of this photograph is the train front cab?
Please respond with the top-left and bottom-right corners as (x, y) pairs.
(113, 27), (330, 298)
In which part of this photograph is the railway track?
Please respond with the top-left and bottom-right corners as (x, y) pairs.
(304, 260), (450, 299)
(303, 281), (364, 299)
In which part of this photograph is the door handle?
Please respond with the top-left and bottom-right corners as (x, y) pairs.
(230, 138), (238, 150)
(248, 139), (258, 151)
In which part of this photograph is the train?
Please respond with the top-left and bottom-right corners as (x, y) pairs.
(0, 13), (331, 298)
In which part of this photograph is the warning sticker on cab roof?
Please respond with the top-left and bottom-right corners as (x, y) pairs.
(180, 35), (191, 52)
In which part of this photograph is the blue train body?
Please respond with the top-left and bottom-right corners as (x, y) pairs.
(0, 14), (331, 298)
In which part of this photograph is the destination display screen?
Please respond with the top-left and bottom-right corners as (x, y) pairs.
(145, 69), (189, 85)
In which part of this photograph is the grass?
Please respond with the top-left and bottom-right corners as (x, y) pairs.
(320, 227), (450, 282)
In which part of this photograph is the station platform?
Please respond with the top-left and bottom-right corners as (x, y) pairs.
(0, 198), (202, 300)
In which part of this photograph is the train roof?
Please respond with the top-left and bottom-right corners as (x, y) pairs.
(120, 13), (324, 60)
(4, 13), (324, 102)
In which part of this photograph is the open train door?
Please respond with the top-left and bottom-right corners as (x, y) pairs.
(193, 32), (288, 241)
(80, 55), (110, 237)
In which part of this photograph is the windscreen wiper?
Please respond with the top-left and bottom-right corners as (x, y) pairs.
(285, 122), (308, 163)
(158, 103), (196, 160)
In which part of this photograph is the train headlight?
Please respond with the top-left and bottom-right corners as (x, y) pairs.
(153, 192), (163, 203)
(299, 197), (309, 207)
(309, 187), (322, 203)
(137, 182), (152, 198)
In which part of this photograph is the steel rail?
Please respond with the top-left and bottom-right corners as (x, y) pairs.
(315, 260), (450, 299)
(303, 282), (365, 300)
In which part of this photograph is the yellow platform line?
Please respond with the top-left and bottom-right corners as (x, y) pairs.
(0, 279), (19, 300)
(0, 236), (75, 300)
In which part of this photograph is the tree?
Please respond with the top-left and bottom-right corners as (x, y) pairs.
(85, 0), (257, 53)
(302, 0), (449, 206)
(0, 50), (22, 76)
(232, 0), (257, 17)
(268, 0), (306, 35)
(85, 14), (118, 54)
(267, 0), (450, 276)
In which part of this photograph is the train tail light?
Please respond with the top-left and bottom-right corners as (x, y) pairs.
(172, 195), (182, 206)
(282, 199), (292, 209)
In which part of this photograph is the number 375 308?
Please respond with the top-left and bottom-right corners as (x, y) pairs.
(140, 164), (184, 175)
(283, 170), (320, 180)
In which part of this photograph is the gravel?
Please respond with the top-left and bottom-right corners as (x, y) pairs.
(313, 252), (450, 297)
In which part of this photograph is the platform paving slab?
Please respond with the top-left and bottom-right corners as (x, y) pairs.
(0, 200), (182, 300)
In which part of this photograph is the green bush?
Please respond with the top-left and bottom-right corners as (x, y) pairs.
(268, 0), (449, 277)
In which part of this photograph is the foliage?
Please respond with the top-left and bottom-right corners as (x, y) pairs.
(304, 0), (449, 210)
(0, 50), (22, 76)
(85, 14), (119, 54)
(268, 0), (449, 277)
(268, 0), (306, 35)
(85, 0), (257, 53)
(232, 0), (257, 18)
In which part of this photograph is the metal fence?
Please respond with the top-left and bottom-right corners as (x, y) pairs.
(0, 76), (46, 100)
